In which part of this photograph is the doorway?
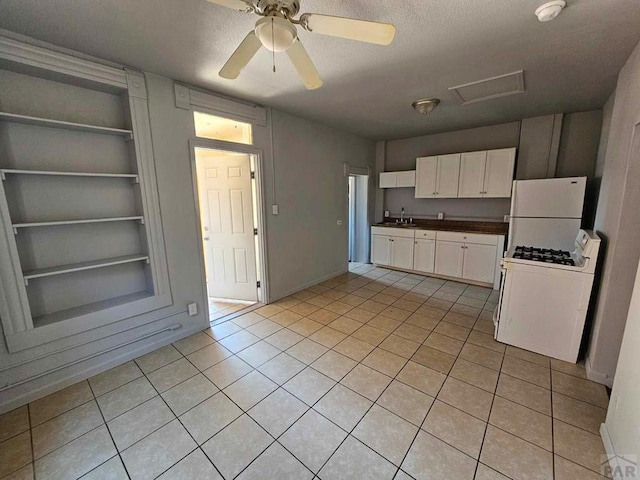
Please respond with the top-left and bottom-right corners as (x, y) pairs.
(194, 146), (262, 315)
(347, 173), (370, 265)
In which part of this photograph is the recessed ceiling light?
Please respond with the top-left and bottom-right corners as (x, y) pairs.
(535, 1), (566, 22)
(412, 98), (440, 115)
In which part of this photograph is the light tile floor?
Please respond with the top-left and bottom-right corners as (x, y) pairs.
(0, 264), (612, 480)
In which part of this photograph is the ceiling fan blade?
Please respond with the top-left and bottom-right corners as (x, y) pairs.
(286, 39), (323, 90)
(219, 32), (262, 79)
(206, 0), (253, 12)
(302, 14), (396, 46)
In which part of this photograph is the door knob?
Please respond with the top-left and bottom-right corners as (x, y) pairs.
(204, 236), (210, 241)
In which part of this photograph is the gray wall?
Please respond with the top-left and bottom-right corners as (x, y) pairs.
(587, 39), (640, 386)
(378, 112), (603, 224)
(267, 110), (376, 299)
(382, 122), (521, 221)
(556, 110), (604, 227)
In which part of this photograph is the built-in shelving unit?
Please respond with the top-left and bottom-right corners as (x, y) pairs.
(1, 169), (139, 181)
(0, 39), (171, 352)
(23, 254), (150, 284)
(0, 111), (134, 137)
(12, 216), (144, 231)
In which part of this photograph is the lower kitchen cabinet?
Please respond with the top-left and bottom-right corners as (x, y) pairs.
(434, 240), (465, 278)
(391, 237), (414, 270)
(371, 226), (505, 289)
(371, 234), (391, 266)
(413, 238), (436, 274)
(462, 243), (498, 283)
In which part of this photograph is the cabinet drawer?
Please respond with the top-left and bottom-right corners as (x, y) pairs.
(414, 230), (437, 240)
(371, 226), (415, 238)
(436, 231), (498, 246)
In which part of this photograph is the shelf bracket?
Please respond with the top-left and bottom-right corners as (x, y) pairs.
(125, 132), (134, 142)
(0, 171), (5, 181)
(139, 217), (145, 225)
(131, 176), (140, 184)
(23, 278), (29, 286)
(12, 226), (18, 235)
(145, 257), (150, 264)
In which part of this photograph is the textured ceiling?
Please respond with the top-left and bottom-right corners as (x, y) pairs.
(1, 0), (639, 140)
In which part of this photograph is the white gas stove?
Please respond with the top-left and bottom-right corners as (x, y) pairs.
(494, 230), (601, 363)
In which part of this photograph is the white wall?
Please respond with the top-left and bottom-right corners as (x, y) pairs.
(266, 110), (375, 299)
(602, 260), (640, 475)
(587, 38), (640, 386)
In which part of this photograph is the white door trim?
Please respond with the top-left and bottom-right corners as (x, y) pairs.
(189, 138), (270, 305)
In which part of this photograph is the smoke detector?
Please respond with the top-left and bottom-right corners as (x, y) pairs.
(535, 1), (566, 22)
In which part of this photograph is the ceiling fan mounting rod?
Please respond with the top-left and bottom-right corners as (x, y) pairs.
(254, 0), (300, 18)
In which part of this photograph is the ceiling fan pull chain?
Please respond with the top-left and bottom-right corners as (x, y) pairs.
(271, 17), (276, 73)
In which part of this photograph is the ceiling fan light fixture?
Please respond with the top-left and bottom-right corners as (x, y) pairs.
(412, 98), (440, 115)
(255, 16), (297, 52)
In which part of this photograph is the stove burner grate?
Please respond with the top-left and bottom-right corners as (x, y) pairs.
(513, 246), (575, 266)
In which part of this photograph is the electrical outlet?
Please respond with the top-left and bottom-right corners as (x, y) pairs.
(384, 210), (390, 218)
(504, 214), (510, 222)
(437, 212), (444, 220)
(272, 205), (279, 215)
(187, 303), (198, 316)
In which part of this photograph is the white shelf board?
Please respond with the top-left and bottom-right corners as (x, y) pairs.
(23, 254), (149, 284)
(0, 112), (133, 137)
(12, 216), (144, 230)
(1, 169), (138, 181)
(32, 290), (153, 329)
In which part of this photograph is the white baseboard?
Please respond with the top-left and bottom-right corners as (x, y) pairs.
(0, 319), (205, 415)
(586, 355), (614, 387)
(269, 269), (348, 303)
(601, 423), (620, 480)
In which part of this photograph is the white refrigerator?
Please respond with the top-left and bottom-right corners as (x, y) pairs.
(508, 177), (586, 251)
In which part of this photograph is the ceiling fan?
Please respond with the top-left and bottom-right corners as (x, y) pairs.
(208, 0), (396, 90)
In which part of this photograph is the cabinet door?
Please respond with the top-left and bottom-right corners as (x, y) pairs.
(379, 172), (397, 188)
(462, 243), (497, 284)
(415, 157), (438, 198)
(391, 237), (414, 270)
(413, 239), (435, 273)
(436, 154), (461, 198)
(371, 235), (391, 265)
(484, 148), (516, 197)
(434, 240), (464, 278)
(396, 170), (416, 187)
(458, 151), (487, 198)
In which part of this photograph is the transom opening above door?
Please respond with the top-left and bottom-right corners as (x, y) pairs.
(194, 111), (253, 145)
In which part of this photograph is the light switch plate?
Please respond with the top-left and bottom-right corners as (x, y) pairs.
(188, 303), (198, 316)
(272, 205), (279, 215)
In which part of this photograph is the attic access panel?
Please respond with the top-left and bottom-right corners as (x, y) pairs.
(449, 70), (525, 105)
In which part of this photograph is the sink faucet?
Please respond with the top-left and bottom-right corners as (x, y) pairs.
(400, 207), (406, 223)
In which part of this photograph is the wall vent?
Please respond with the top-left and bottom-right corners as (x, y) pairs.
(449, 70), (525, 105)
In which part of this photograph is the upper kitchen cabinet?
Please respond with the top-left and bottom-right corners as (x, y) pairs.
(458, 148), (516, 198)
(379, 170), (415, 188)
(415, 154), (460, 198)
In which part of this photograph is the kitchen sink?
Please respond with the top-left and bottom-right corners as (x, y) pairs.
(376, 222), (417, 227)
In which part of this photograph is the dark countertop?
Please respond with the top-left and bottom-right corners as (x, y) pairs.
(373, 219), (508, 235)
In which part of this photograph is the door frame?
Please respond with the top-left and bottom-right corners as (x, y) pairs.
(189, 138), (270, 305)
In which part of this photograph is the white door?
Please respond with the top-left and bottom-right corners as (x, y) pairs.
(413, 239), (435, 273)
(484, 148), (516, 198)
(371, 235), (391, 265)
(436, 154), (461, 197)
(435, 240), (464, 277)
(462, 243), (497, 284)
(379, 172), (397, 188)
(196, 150), (257, 301)
(391, 237), (414, 270)
(458, 151), (487, 198)
(415, 156), (437, 198)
